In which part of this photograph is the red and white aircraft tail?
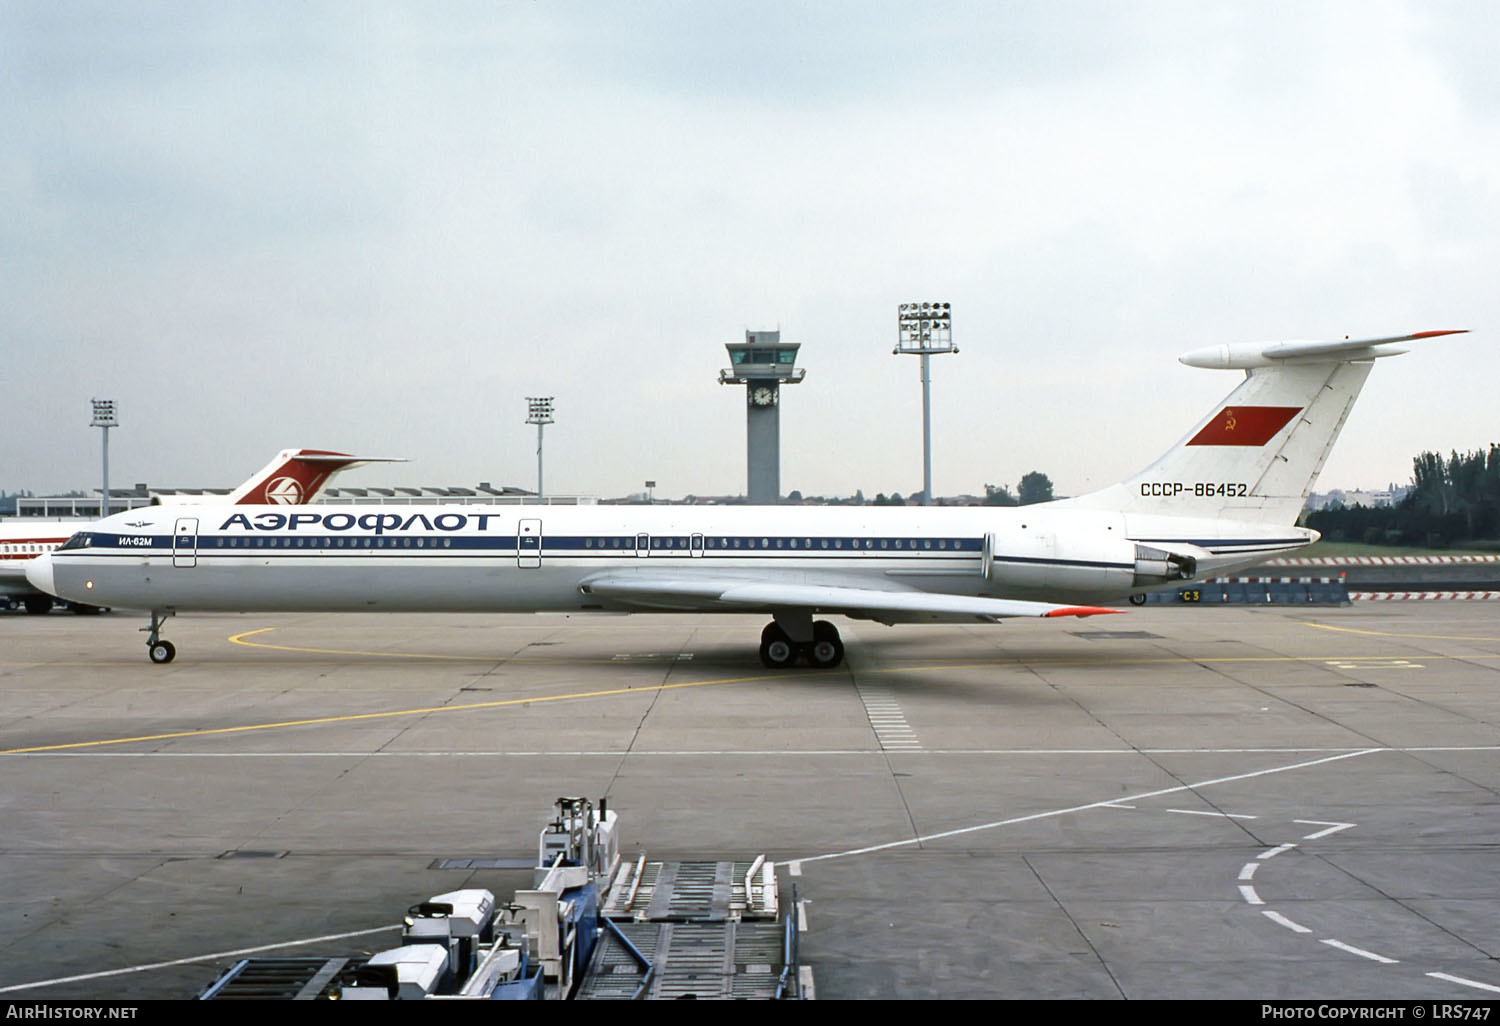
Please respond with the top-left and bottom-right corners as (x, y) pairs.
(1059, 331), (1467, 526)
(221, 449), (404, 505)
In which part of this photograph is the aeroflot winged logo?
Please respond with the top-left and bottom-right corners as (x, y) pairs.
(1186, 406), (1301, 446)
(264, 477), (304, 504)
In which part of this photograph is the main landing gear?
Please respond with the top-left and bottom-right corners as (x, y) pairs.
(759, 617), (844, 670)
(142, 610), (176, 664)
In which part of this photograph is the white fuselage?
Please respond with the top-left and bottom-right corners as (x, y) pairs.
(35, 501), (1314, 615)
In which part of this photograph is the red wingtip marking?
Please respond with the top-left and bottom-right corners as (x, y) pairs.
(1044, 606), (1125, 618)
(1409, 329), (1468, 339)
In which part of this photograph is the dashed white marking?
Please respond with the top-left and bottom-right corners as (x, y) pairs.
(1238, 863), (1259, 881)
(1167, 808), (1256, 820)
(1294, 819), (1355, 840)
(1427, 972), (1500, 994)
(1325, 658), (1422, 670)
(1258, 843), (1297, 860)
(855, 685), (921, 751)
(1238, 884), (1263, 905)
(1262, 910), (1312, 934)
(797, 900), (809, 933)
(786, 861), (802, 876)
(1320, 938), (1398, 964)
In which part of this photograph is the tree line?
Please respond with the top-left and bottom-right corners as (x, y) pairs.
(1306, 445), (1500, 549)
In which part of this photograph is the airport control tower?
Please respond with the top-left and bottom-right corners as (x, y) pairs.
(719, 329), (805, 504)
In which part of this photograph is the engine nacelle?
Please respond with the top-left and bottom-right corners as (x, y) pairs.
(981, 530), (1202, 596)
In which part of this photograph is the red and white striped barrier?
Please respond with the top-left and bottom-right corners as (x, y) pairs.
(1349, 591), (1500, 601)
(1267, 555), (1500, 566)
(1209, 576), (1341, 584)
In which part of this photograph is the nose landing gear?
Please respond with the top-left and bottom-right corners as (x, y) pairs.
(142, 611), (176, 664)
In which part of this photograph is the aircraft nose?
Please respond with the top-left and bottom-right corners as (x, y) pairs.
(25, 553), (56, 596)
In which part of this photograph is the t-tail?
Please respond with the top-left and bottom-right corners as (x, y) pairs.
(1059, 330), (1467, 525)
(221, 449), (407, 505)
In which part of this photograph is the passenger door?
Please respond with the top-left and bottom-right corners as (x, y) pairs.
(518, 518), (542, 569)
(172, 517), (199, 568)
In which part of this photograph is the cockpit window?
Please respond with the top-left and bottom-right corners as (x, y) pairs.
(56, 532), (93, 552)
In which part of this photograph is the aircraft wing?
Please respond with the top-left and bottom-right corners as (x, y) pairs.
(581, 574), (1121, 624)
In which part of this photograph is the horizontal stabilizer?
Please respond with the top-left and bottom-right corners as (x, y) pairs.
(1180, 329), (1465, 370)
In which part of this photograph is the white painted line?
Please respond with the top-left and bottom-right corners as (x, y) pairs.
(1258, 843), (1297, 860)
(795, 749), (1380, 865)
(1294, 819), (1355, 839)
(787, 861), (802, 876)
(1238, 863), (1258, 881)
(1427, 972), (1500, 994)
(1100, 802), (1136, 809)
(798, 965), (816, 1000)
(14, 745), (1499, 759)
(1320, 938), (1398, 964)
(1166, 808), (1256, 819)
(0, 924), (401, 995)
(797, 900), (809, 933)
(1238, 884), (1263, 905)
(1262, 910), (1312, 934)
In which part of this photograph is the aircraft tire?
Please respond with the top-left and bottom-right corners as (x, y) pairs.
(759, 623), (796, 669)
(807, 621), (844, 669)
(23, 596), (51, 615)
(148, 640), (176, 665)
(1128, 593), (1147, 606)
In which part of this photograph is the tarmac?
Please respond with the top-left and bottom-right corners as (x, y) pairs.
(1, 602), (1498, 1000)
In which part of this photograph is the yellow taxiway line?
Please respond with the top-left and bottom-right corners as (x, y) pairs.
(7, 619), (1497, 756)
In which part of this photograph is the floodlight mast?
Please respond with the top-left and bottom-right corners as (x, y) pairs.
(90, 398), (118, 518)
(894, 303), (956, 505)
(525, 397), (554, 501)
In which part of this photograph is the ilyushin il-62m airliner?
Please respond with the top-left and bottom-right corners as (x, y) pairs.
(28, 330), (1465, 667)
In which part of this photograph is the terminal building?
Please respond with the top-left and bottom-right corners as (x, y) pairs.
(10, 482), (592, 518)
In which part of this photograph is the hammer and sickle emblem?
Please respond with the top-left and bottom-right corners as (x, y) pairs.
(1224, 409), (1237, 431)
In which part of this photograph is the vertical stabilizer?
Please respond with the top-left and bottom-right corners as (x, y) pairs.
(224, 450), (404, 505)
(1057, 331), (1464, 525)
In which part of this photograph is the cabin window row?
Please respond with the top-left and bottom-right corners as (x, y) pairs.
(581, 536), (975, 551)
(209, 536), (455, 549)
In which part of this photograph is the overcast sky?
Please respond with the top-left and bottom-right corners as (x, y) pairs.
(3, 1), (1495, 502)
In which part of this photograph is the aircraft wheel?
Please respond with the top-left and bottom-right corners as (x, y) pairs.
(23, 596), (51, 615)
(1128, 593), (1148, 606)
(806, 621), (844, 669)
(148, 640), (176, 665)
(759, 623), (796, 669)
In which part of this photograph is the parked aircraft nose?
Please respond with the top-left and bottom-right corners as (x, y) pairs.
(25, 553), (56, 596)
